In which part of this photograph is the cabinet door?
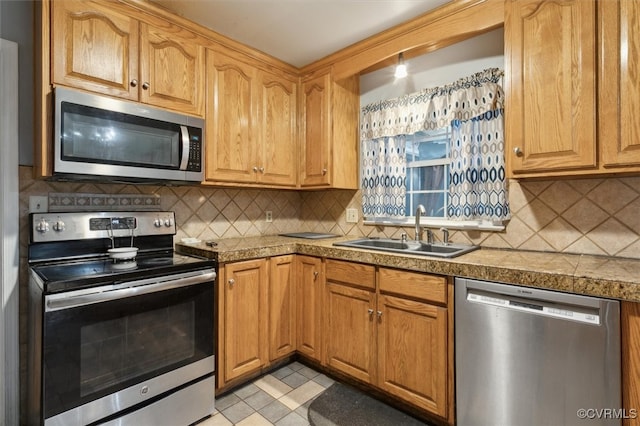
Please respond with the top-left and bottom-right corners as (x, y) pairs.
(258, 71), (298, 186)
(223, 259), (268, 381)
(505, 0), (596, 175)
(300, 73), (331, 187)
(139, 23), (205, 116)
(52, 0), (139, 100)
(269, 255), (296, 361)
(325, 282), (376, 384)
(205, 50), (258, 183)
(377, 294), (448, 417)
(600, 0), (640, 168)
(296, 256), (323, 361)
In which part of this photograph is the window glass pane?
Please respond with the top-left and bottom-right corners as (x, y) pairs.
(408, 192), (446, 217)
(405, 131), (448, 162)
(415, 165), (447, 191)
(404, 127), (451, 219)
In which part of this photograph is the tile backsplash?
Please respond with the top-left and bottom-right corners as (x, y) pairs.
(14, 166), (640, 420)
(18, 166), (640, 259)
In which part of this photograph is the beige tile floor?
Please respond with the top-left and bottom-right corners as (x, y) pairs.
(198, 362), (334, 426)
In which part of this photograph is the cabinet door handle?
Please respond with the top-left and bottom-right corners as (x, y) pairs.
(142, 82), (150, 90)
(228, 278), (235, 287)
(313, 271), (319, 280)
(377, 311), (382, 319)
(259, 166), (265, 173)
(321, 168), (327, 175)
(130, 79), (138, 87)
(368, 308), (374, 318)
(513, 147), (523, 156)
(253, 166), (258, 172)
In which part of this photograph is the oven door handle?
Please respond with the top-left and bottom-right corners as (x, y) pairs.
(45, 270), (216, 312)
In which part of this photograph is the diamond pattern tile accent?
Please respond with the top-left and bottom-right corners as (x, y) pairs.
(538, 218), (582, 252)
(616, 198), (640, 235)
(562, 199), (610, 234)
(585, 218), (638, 256)
(586, 179), (639, 215)
(537, 181), (583, 214)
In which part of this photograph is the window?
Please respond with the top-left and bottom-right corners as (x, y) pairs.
(360, 68), (509, 229)
(405, 128), (451, 218)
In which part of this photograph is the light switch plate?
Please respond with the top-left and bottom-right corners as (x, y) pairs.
(29, 196), (48, 213)
(346, 208), (358, 223)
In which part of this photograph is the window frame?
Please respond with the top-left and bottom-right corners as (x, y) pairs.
(361, 128), (506, 232)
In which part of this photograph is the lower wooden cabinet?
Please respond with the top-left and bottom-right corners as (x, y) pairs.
(377, 294), (447, 417)
(324, 260), (450, 419)
(269, 255), (297, 361)
(296, 255), (324, 361)
(326, 281), (377, 383)
(219, 255), (296, 386)
(221, 258), (269, 383)
(219, 255), (452, 422)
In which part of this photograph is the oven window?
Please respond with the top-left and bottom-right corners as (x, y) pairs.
(43, 281), (214, 419)
(80, 301), (195, 397)
(61, 102), (181, 169)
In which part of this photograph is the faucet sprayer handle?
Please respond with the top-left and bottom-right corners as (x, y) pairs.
(440, 227), (450, 245)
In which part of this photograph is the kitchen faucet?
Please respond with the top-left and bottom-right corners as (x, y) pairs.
(415, 204), (426, 241)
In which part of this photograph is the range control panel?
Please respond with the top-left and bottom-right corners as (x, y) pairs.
(30, 211), (176, 243)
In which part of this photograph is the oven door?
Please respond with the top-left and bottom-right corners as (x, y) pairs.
(42, 269), (215, 425)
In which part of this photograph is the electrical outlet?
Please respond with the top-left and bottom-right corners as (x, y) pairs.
(29, 196), (48, 213)
(265, 211), (273, 223)
(346, 208), (358, 223)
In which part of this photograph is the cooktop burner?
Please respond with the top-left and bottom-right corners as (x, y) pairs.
(31, 253), (216, 294)
(28, 211), (217, 294)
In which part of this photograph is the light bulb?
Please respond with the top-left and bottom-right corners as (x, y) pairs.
(394, 52), (407, 79)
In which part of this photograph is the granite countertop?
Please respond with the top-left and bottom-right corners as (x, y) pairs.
(175, 235), (640, 303)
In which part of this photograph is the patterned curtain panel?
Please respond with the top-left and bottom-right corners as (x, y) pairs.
(360, 68), (508, 222)
(361, 136), (407, 218)
(361, 68), (504, 141)
(448, 109), (510, 221)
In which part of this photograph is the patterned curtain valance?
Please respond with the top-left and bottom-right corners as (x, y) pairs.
(360, 68), (504, 140)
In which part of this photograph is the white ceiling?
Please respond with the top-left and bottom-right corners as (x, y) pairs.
(151, 0), (451, 68)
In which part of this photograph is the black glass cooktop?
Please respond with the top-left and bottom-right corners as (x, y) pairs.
(32, 253), (216, 294)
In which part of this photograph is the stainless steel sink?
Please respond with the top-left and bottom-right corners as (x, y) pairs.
(333, 238), (479, 258)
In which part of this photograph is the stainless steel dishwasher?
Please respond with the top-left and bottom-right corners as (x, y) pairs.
(455, 278), (621, 426)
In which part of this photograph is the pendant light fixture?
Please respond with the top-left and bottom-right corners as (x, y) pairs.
(394, 52), (408, 79)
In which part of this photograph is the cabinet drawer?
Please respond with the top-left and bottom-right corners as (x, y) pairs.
(326, 259), (375, 290)
(378, 268), (446, 305)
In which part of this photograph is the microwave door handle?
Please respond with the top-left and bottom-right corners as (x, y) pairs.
(179, 125), (190, 170)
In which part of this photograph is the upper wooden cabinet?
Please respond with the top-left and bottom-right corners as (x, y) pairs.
(506, 0), (640, 178)
(599, 0), (640, 169)
(205, 50), (298, 187)
(51, 0), (205, 116)
(505, 0), (596, 176)
(300, 71), (359, 189)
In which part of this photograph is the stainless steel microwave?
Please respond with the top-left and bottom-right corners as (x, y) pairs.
(54, 87), (204, 184)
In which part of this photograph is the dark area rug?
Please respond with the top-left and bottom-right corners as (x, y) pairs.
(308, 382), (432, 426)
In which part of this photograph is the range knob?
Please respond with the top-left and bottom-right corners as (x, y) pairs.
(164, 218), (174, 227)
(35, 219), (49, 233)
(154, 218), (163, 228)
(53, 220), (65, 232)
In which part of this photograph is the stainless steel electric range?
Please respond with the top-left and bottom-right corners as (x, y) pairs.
(27, 211), (216, 426)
